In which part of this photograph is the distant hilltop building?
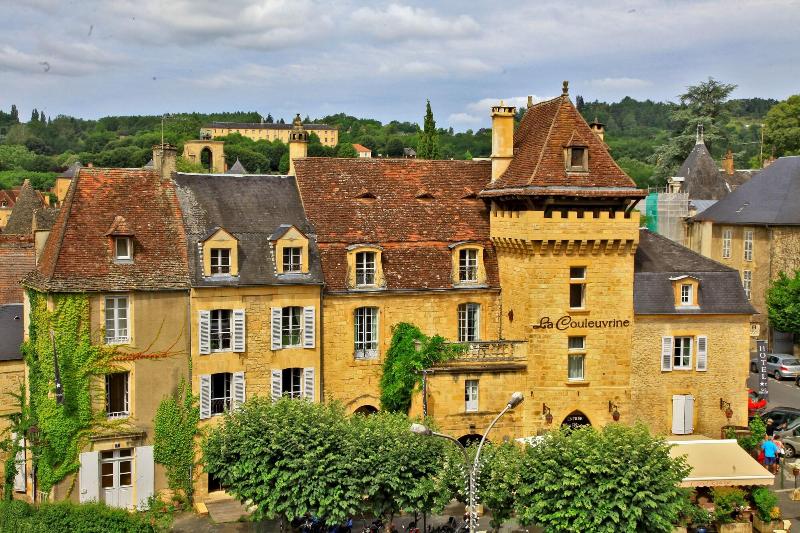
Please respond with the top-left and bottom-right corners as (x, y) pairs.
(201, 119), (339, 147)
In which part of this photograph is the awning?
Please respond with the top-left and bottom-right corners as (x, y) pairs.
(668, 438), (774, 487)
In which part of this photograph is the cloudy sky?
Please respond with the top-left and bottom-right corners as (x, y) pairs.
(1, 0), (798, 130)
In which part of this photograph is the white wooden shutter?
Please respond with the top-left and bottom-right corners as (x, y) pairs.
(271, 369), (282, 401)
(232, 309), (246, 353)
(303, 367), (315, 401)
(672, 395), (686, 435)
(79, 451), (100, 503)
(134, 445), (154, 510)
(303, 306), (315, 349)
(199, 310), (211, 355)
(661, 336), (673, 371)
(696, 336), (708, 371)
(12, 433), (25, 493)
(232, 371), (246, 410)
(271, 307), (282, 350)
(684, 395), (695, 434)
(199, 374), (211, 419)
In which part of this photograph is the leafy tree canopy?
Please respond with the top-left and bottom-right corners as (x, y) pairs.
(764, 94), (800, 157)
(766, 270), (800, 334)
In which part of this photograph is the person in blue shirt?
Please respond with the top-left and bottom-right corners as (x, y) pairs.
(762, 435), (779, 474)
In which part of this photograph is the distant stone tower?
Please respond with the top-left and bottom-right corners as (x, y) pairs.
(288, 114), (308, 176)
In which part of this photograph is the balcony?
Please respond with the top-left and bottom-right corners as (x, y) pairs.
(430, 340), (527, 372)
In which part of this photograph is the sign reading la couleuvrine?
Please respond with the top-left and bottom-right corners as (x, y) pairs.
(532, 315), (631, 331)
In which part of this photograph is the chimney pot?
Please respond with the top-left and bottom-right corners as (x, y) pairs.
(527, 95), (533, 108)
(490, 103), (516, 181)
(152, 144), (177, 179)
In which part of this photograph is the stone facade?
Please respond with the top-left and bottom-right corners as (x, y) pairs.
(203, 123), (338, 148)
(0, 359), (24, 488)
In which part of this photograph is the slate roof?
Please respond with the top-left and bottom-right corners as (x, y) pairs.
(4, 180), (45, 235)
(676, 142), (732, 200)
(33, 207), (60, 231)
(226, 158), (248, 174)
(293, 157), (500, 292)
(634, 229), (754, 315)
(173, 173), (323, 287)
(24, 168), (190, 292)
(481, 93), (644, 199)
(693, 156), (800, 225)
(58, 161), (82, 178)
(207, 122), (336, 131)
(0, 304), (23, 361)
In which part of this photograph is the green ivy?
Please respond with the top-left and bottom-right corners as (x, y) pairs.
(1, 384), (31, 500)
(379, 323), (465, 413)
(153, 379), (199, 502)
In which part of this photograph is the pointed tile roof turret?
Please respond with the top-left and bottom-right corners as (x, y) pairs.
(4, 179), (45, 235)
(226, 158), (248, 174)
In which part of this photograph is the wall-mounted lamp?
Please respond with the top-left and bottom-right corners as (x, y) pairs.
(542, 403), (553, 425)
(720, 398), (733, 420)
(608, 401), (620, 422)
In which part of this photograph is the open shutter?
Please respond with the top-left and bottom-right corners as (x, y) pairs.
(134, 445), (154, 510)
(12, 433), (25, 493)
(199, 310), (211, 355)
(232, 309), (246, 353)
(271, 308), (282, 350)
(79, 451), (100, 503)
(271, 369), (282, 401)
(232, 371), (246, 410)
(199, 374), (211, 419)
(303, 367), (315, 401)
(303, 306), (315, 349)
(672, 395), (686, 435)
(661, 336), (673, 371)
(696, 336), (708, 371)
(684, 395), (695, 434)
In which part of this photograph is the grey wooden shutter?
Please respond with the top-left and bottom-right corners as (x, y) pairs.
(79, 451), (100, 503)
(199, 310), (211, 355)
(271, 307), (282, 350)
(661, 336), (673, 371)
(271, 369), (282, 401)
(684, 395), (695, 434)
(696, 336), (708, 371)
(199, 374), (211, 419)
(134, 445), (154, 510)
(232, 309), (246, 353)
(303, 367), (315, 401)
(303, 306), (315, 348)
(232, 371), (246, 410)
(12, 433), (25, 493)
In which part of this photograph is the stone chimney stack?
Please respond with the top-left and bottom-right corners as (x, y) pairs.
(589, 117), (606, 142)
(152, 144), (177, 179)
(490, 102), (516, 182)
(288, 114), (308, 176)
(721, 149), (734, 175)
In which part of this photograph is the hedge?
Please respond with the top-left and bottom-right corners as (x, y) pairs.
(0, 500), (156, 533)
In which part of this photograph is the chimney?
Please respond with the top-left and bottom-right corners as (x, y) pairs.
(721, 149), (734, 175)
(490, 102), (516, 182)
(589, 117), (606, 142)
(288, 113), (308, 176)
(527, 95), (533, 108)
(152, 144), (177, 179)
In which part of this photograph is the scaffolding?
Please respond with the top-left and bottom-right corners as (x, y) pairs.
(656, 192), (689, 245)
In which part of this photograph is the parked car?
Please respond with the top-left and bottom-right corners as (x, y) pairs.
(775, 417), (800, 439)
(749, 353), (800, 380)
(779, 426), (800, 458)
(748, 389), (767, 418)
(761, 407), (800, 431)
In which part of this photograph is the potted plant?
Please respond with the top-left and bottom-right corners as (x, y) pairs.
(713, 488), (752, 532)
(751, 487), (780, 533)
(688, 505), (713, 533)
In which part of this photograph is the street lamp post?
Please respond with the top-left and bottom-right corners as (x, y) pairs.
(410, 391), (524, 533)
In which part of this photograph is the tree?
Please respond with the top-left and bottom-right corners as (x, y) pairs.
(336, 143), (358, 158)
(766, 270), (800, 334)
(473, 442), (523, 530)
(385, 137), (405, 157)
(265, 113), (274, 124)
(10, 104), (19, 122)
(764, 95), (800, 157)
(30, 109), (39, 123)
(515, 424), (690, 532)
(417, 100), (439, 159)
(575, 95), (585, 113)
(279, 152), (290, 174)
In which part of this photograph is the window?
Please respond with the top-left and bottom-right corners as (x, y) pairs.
(743, 270), (752, 300)
(210, 248), (231, 275)
(105, 372), (129, 418)
(722, 228), (732, 259)
(355, 251), (376, 286)
(210, 309), (231, 351)
(281, 368), (302, 398)
(105, 296), (129, 344)
(680, 284), (693, 305)
(458, 249), (479, 283)
(465, 380), (478, 413)
(568, 336), (585, 381)
(282, 247), (302, 273)
(100, 449), (132, 493)
(282, 307), (302, 347)
(114, 237), (132, 261)
(210, 372), (232, 415)
(354, 307), (378, 359)
(569, 267), (586, 309)
(458, 303), (480, 342)
(744, 229), (753, 261)
(567, 147), (587, 171)
(673, 336), (692, 369)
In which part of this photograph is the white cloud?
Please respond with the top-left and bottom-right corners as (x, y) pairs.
(447, 112), (481, 125)
(0, 43), (126, 76)
(351, 4), (480, 40)
(465, 95), (552, 115)
(589, 77), (652, 90)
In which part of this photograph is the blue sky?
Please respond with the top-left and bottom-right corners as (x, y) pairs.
(1, 0), (798, 130)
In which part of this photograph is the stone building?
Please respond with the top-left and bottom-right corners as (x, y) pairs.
(0, 304), (25, 494)
(202, 119), (338, 147)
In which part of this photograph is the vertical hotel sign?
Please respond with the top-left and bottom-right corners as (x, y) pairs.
(757, 340), (769, 401)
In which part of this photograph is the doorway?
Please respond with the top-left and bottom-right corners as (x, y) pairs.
(101, 449), (133, 508)
(561, 410), (591, 430)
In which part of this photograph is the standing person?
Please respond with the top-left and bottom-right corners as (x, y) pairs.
(775, 435), (786, 473)
(762, 435), (779, 474)
(766, 419), (776, 437)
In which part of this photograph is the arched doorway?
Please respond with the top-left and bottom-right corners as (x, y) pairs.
(561, 410), (591, 430)
(354, 405), (378, 415)
(458, 434), (485, 447)
(200, 147), (213, 171)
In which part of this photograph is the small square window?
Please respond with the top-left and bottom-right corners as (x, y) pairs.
(569, 267), (586, 280)
(568, 336), (585, 351)
(567, 147), (587, 171)
(283, 247), (302, 273)
(114, 237), (132, 260)
(210, 248), (231, 275)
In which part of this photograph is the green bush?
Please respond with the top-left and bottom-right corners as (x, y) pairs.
(0, 499), (156, 532)
(713, 487), (747, 523)
(737, 416), (766, 452)
(751, 487), (779, 522)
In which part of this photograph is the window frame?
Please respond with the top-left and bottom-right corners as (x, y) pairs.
(743, 270), (752, 300)
(673, 336), (693, 370)
(355, 251), (377, 287)
(458, 248), (479, 283)
(282, 246), (302, 273)
(569, 267), (587, 310)
(354, 306), (379, 359)
(114, 237), (132, 261)
(465, 379), (479, 413)
(680, 284), (693, 305)
(210, 372), (232, 416)
(743, 229), (754, 262)
(281, 368), (303, 399)
(210, 248), (232, 275)
(281, 306), (303, 348)
(568, 336), (586, 381)
(210, 309), (232, 352)
(104, 296), (129, 345)
(566, 146), (589, 172)
(458, 303), (481, 342)
(105, 371), (129, 419)
(722, 228), (732, 259)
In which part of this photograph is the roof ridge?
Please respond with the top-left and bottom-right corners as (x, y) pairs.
(529, 96), (567, 181)
(40, 167), (80, 281)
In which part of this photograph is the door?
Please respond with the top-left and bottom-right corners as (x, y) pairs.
(101, 449), (133, 509)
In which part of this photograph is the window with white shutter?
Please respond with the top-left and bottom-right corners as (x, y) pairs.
(232, 309), (246, 353)
(661, 336), (673, 371)
(303, 367), (315, 401)
(271, 369), (282, 401)
(199, 374), (211, 419)
(303, 306), (315, 348)
(696, 336), (708, 371)
(198, 310), (211, 355)
(232, 371), (246, 410)
(134, 445), (154, 510)
(672, 394), (694, 435)
(79, 451), (100, 503)
(271, 308), (282, 350)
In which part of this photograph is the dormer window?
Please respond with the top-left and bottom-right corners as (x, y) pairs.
(356, 251), (376, 286)
(680, 284), (693, 305)
(459, 249), (478, 283)
(566, 147), (588, 172)
(450, 243), (485, 286)
(283, 247), (302, 273)
(210, 248), (231, 275)
(272, 225), (310, 275)
(670, 275), (699, 308)
(114, 237), (132, 261)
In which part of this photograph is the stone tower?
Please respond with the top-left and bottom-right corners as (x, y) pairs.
(288, 114), (308, 176)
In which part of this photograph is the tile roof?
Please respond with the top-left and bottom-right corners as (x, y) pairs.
(173, 173), (323, 287)
(4, 180), (45, 235)
(0, 304), (23, 361)
(294, 157), (500, 291)
(225, 158), (248, 174)
(32, 207), (59, 232)
(634, 229), (754, 315)
(207, 122), (336, 131)
(25, 168), (190, 292)
(693, 156), (800, 225)
(481, 95), (644, 199)
(0, 190), (16, 209)
(352, 144), (371, 153)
